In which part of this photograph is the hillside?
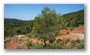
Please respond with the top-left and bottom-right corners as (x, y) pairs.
(63, 10), (84, 28)
(4, 7), (84, 49)
(4, 18), (34, 37)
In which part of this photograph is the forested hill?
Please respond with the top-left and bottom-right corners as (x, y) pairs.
(63, 9), (84, 28)
(4, 9), (84, 37)
(4, 18), (34, 37)
(63, 10), (84, 17)
(4, 18), (25, 26)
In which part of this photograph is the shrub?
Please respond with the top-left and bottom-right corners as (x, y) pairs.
(56, 39), (62, 43)
(50, 42), (62, 49)
(49, 38), (55, 43)
(16, 46), (22, 49)
(76, 40), (84, 49)
(62, 45), (70, 49)
(66, 38), (70, 43)
(62, 38), (70, 44)
(76, 38), (80, 43)
(26, 33), (32, 38)
(44, 43), (51, 49)
(33, 42), (43, 49)
(70, 40), (77, 48)
(25, 41), (33, 49)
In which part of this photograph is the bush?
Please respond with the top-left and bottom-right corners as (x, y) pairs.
(33, 42), (43, 49)
(25, 41), (33, 49)
(76, 40), (84, 49)
(70, 40), (77, 48)
(76, 38), (80, 43)
(56, 39), (62, 43)
(49, 38), (55, 43)
(66, 38), (70, 43)
(62, 45), (70, 49)
(62, 38), (70, 44)
(16, 46), (22, 49)
(50, 42), (62, 49)
(26, 33), (32, 38)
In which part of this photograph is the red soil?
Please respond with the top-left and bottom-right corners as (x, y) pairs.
(71, 25), (84, 34)
(56, 25), (84, 40)
(59, 29), (68, 35)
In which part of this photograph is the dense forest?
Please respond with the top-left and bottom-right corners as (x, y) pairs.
(4, 7), (84, 49)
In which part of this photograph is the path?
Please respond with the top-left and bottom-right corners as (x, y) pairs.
(70, 32), (84, 40)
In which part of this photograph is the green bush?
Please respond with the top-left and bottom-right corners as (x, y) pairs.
(56, 39), (62, 43)
(76, 40), (84, 49)
(33, 42), (43, 49)
(70, 40), (77, 49)
(62, 38), (70, 44)
(76, 38), (80, 43)
(25, 41), (33, 49)
(66, 38), (70, 43)
(16, 46), (22, 49)
(50, 42), (62, 49)
(62, 45), (70, 49)
(49, 38), (55, 43)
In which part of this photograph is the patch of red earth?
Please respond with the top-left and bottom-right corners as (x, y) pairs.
(6, 42), (20, 49)
(71, 25), (84, 34)
(59, 29), (68, 35)
(4, 37), (10, 41)
(56, 25), (84, 40)
(29, 38), (39, 44)
(6, 41), (27, 49)
(29, 38), (49, 45)
(19, 44), (27, 49)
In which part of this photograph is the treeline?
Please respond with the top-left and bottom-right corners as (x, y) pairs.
(4, 18), (34, 37)
(4, 7), (84, 40)
(63, 10), (84, 28)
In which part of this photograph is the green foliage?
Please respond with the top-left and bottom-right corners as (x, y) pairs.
(70, 40), (78, 49)
(76, 40), (84, 49)
(49, 42), (61, 49)
(31, 7), (68, 46)
(25, 41), (33, 49)
(63, 10), (84, 28)
(4, 18), (34, 37)
(62, 38), (70, 44)
(56, 39), (62, 43)
(62, 45), (70, 49)
(49, 38), (55, 43)
(76, 38), (81, 43)
(66, 38), (70, 43)
(33, 43), (43, 49)
(16, 46), (22, 49)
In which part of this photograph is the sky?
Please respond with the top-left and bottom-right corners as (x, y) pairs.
(4, 4), (84, 20)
